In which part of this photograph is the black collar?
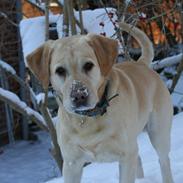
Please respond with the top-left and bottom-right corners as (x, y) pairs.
(75, 82), (119, 117)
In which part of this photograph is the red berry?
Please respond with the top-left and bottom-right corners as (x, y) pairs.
(139, 16), (146, 21)
(108, 12), (114, 18)
(99, 22), (105, 27)
(139, 13), (147, 21)
(100, 32), (106, 36)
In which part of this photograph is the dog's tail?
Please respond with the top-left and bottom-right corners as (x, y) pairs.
(118, 22), (154, 66)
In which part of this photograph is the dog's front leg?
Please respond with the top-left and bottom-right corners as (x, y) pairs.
(119, 147), (138, 183)
(63, 160), (84, 183)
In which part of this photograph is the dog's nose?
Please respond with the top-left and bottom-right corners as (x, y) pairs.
(70, 81), (88, 107)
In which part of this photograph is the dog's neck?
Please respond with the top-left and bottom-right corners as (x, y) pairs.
(74, 81), (109, 117)
(74, 80), (118, 117)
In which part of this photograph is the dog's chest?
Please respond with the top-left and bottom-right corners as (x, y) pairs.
(78, 135), (126, 162)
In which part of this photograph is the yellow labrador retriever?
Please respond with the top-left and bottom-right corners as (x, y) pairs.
(27, 22), (174, 183)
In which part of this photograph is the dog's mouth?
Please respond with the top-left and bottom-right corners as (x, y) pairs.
(74, 104), (97, 115)
(74, 91), (119, 117)
(62, 82), (119, 117)
(74, 104), (96, 113)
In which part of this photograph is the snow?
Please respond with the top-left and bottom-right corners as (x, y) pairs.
(46, 112), (183, 183)
(0, 59), (16, 75)
(56, 8), (116, 38)
(36, 93), (46, 105)
(20, 8), (116, 66)
(28, 0), (44, 10)
(20, 15), (59, 66)
(0, 131), (60, 183)
(171, 74), (183, 107)
(0, 108), (182, 183)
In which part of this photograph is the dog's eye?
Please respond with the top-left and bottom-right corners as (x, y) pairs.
(55, 67), (66, 77)
(83, 62), (94, 73)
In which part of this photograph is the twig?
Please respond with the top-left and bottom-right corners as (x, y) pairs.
(0, 11), (18, 27)
(148, 3), (177, 22)
(57, 0), (88, 35)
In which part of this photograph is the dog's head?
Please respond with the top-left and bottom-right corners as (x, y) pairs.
(27, 34), (118, 114)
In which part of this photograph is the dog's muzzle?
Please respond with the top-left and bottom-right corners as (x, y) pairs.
(74, 82), (119, 117)
(70, 80), (89, 107)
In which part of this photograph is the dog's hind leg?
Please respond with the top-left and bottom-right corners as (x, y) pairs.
(146, 112), (174, 183)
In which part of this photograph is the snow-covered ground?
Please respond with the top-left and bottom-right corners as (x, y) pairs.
(0, 112), (182, 183)
(46, 112), (183, 183)
(0, 132), (60, 183)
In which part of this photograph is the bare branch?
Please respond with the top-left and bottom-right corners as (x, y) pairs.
(77, 0), (85, 34)
(0, 11), (18, 27)
(148, 2), (178, 22)
(45, 0), (50, 41)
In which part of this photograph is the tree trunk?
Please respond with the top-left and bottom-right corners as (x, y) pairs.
(77, 0), (85, 34)
(45, 0), (50, 41)
(67, 0), (77, 35)
(62, 0), (69, 37)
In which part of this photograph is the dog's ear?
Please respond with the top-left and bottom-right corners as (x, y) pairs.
(26, 40), (54, 90)
(87, 34), (118, 76)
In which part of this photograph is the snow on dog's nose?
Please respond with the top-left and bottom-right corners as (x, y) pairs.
(70, 80), (89, 107)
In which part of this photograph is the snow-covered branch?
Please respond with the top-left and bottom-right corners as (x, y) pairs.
(0, 59), (16, 75)
(0, 88), (48, 131)
(0, 59), (38, 109)
(151, 53), (183, 70)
